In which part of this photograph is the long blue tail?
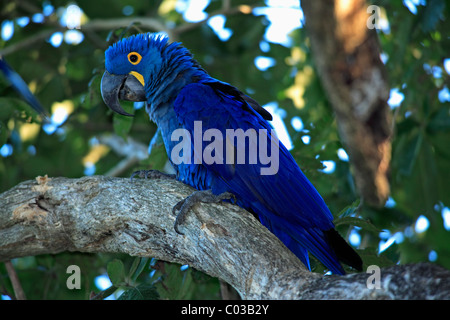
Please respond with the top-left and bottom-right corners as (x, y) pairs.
(259, 215), (351, 275)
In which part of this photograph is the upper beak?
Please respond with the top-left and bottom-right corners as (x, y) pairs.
(100, 71), (146, 117)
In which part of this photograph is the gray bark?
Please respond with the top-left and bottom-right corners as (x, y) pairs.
(1, 176), (449, 299)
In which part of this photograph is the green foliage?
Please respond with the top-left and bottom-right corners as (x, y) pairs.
(150, 261), (221, 300)
(0, 0), (449, 300)
(0, 253), (105, 299)
(117, 283), (159, 300)
(98, 257), (220, 300)
(103, 257), (160, 300)
(106, 259), (126, 287)
(373, 0), (450, 267)
(112, 101), (135, 138)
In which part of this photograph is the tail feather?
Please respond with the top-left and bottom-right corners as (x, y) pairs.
(271, 227), (311, 271)
(260, 213), (361, 275)
(295, 227), (346, 275)
(324, 229), (363, 272)
(261, 218), (347, 274)
(0, 59), (48, 118)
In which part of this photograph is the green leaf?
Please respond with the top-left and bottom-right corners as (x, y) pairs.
(334, 216), (380, 234)
(128, 257), (140, 279)
(118, 283), (159, 300)
(107, 259), (126, 287)
(130, 257), (150, 282)
(427, 106), (450, 133)
(358, 247), (396, 268)
(337, 199), (361, 218)
(152, 262), (195, 300)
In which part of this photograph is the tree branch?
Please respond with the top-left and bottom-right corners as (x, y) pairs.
(0, 4), (254, 57)
(4, 261), (26, 300)
(172, 4), (256, 36)
(301, 0), (392, 207)
(1, 176), (449, 299)
(96, 134), (149, 177)
(0, 17), (169, 57)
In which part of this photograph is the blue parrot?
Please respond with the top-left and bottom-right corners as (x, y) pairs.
(101, 33), (362, 275)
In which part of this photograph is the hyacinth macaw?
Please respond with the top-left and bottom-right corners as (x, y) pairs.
(100, 33), (362, 275)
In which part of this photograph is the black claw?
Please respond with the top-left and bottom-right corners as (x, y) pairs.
(174, 213), (186, 235)
(172, 190), (236, 235)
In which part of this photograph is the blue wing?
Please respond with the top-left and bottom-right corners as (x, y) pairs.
(0, 59), (48, 118)
(172, 82), (357, 274)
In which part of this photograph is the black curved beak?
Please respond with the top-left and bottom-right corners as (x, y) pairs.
(100, 71), (146, 117)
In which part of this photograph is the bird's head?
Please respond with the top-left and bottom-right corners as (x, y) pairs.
(101, 33), (170, 116)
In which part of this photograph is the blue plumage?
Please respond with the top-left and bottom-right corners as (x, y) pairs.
(101, 33), (362, 275)
(0, 58), (48, 118)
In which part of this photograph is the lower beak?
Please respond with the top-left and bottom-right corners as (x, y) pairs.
(100, 71), (146, 117)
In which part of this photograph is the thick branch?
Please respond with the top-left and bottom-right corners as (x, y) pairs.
(1, 176), (449, 299)
(301, 0), (392, 207)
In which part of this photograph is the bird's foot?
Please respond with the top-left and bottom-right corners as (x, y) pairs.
(130, 169), (175, 182)
(173, 190), (236, 235)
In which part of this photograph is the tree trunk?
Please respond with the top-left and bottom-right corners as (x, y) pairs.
(1, 176), (448, 299)
(301, 0), (392, 207)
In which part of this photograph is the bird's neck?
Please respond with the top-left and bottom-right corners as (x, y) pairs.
(145, 54), (210, 123)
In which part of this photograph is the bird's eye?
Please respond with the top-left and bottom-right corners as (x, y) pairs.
(127, 52), (142, 65)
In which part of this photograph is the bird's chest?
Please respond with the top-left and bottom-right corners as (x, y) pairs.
(151, 104), (213, 191)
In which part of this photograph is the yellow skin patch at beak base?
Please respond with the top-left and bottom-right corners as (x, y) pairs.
(129, 71), (145, 86)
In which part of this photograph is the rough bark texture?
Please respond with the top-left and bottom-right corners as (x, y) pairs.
(1, 176), (449, 299)
(301, 0), (392, 207)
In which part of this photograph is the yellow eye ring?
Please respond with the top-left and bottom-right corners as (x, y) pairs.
(127, 52), (142, 65)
